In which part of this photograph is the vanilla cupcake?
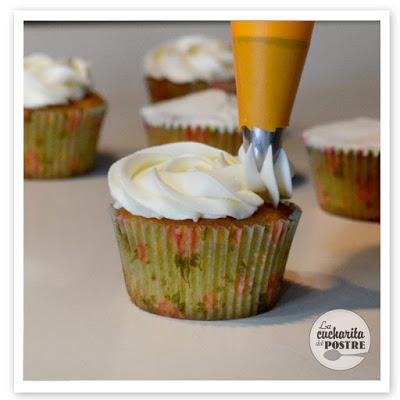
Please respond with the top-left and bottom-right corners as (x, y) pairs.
(109, 142), (301, 320)
(144, 35), (235, 102)
(141, 89), (241, 154)
(303, 117), (380, 221)
(24, 53), (107, 178)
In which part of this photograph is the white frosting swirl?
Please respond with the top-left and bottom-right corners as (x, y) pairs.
(24, 53), (91, 108)
(303, 117), (380, 155)
(141, 89), (238, 133)
(144, 36), (234, 83)
(108, 142), (293, 221)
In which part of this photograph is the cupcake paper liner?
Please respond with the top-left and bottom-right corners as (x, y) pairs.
(111, 203), (301, 320)
(144, 124), (242, 155)
(146, 77), (236, 103)
(306, 146), (380, 221)
(24, 104), (106, 178)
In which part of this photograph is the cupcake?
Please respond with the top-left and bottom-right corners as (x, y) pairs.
(303, 117), (380, 222)
(141, 89), (241, 154)
(108, 142), (301, 320)
(144, 35), (235, 102)
(24, 53), (107, 178)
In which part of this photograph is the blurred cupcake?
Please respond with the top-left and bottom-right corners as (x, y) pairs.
(24, 53), (107, 178)
(144, 35), (235, 102)
(141, 89), (241, 154)
(303, 117), (380, 222)
(108, 142), (301, 320)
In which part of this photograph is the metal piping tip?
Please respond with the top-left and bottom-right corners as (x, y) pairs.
(242, 126), (283, 171)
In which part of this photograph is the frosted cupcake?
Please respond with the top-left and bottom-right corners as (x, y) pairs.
(109, 142), (301, 320)
(141, 89), (241, 154)
(24, 53), (107, 178)
(144, 35), (235, 102)
(303, 117), (380, 221)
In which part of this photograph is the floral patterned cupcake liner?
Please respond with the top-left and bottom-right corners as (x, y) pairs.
(146, 77), (236, 103)
(306, 146), (380, 221)
(111, 203), (301, 320)
(144, 123), (242, 155)
(24, 104), (106, 178)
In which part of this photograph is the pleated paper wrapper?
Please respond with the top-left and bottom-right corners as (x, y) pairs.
(24, 104), (106, 179)
(111, 203), (301, 320)
(144, 124), (242, 156)
(306, 146), (380, 222)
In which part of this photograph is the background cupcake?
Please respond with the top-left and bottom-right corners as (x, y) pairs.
(141, 89), (241, 154)
(303, 117), (380, 221)
(109, 142), (301, 320)
(24, 53), (107, 178)
(144, 35), (236, 102)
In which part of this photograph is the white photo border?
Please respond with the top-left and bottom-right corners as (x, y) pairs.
(14, 9), (390, 394)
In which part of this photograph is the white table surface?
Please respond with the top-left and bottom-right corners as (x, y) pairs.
(24, 21), (380, 380)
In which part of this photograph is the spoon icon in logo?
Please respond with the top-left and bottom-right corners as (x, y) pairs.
(323, 349), (368, 362)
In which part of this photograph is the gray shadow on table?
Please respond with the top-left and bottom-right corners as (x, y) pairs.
(74, 147), (145, 178)
(23, 151), (119, 181)
(186, 246), (380, 327)
(292, 171), (308, 188)
(85, 147), (146, 178)
(85, 152), (119, 177)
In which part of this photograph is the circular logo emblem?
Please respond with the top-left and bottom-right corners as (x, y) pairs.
(309, 309), (370, 371)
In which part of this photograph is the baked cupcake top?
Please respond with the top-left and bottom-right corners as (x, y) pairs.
(303, 117), (380, 155)
(141, 89), (238, 133)
(108, 142), (293, 222)
(24, 53), (91, 109)
(144, 35), (234, 84)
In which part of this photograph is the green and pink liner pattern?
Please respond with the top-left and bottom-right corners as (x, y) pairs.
(111, 203), (301, 320)
(305, 146), (379, 222)
(24, 103), (106, 178)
